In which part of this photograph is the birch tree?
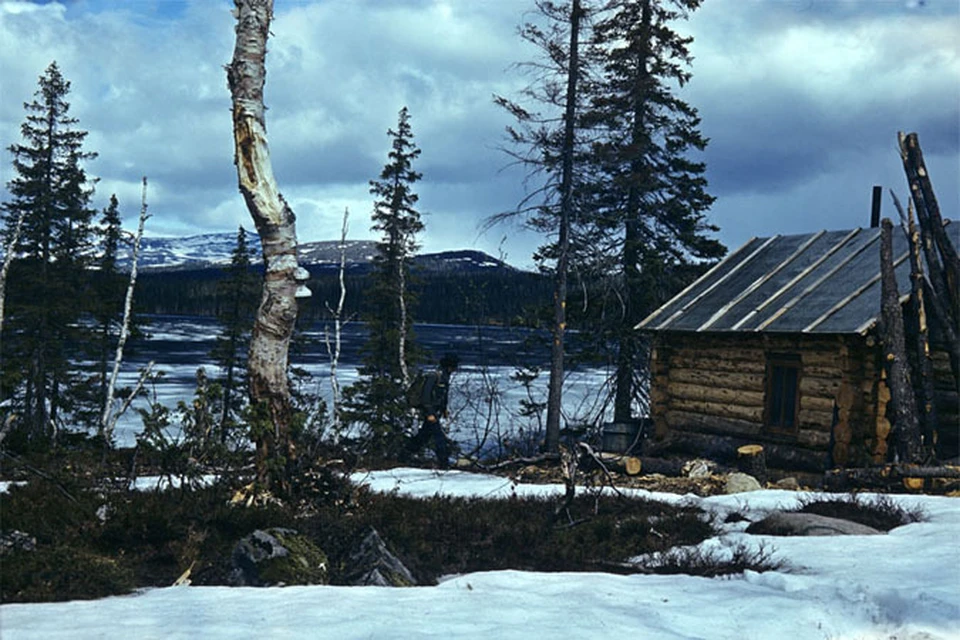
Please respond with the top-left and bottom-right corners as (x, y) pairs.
(227, 0), (311, 492)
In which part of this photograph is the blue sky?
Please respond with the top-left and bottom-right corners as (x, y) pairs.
(1, 0), (957, 268)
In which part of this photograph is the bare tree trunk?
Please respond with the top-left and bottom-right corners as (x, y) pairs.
(902, 201), (939, 456)
(228, 0), (309, 493)
(101, 177), (149, 442)
(544, 0), (582, 454)
(879, 218), (923, 464)
(898, 132), (959, 319)
(325, 208), (349, 439)
(897, 133), (960, 386)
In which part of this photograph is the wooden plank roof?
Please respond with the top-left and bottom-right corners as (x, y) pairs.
(638, 221), (957, 335)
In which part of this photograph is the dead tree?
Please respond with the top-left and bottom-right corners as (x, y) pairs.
(227, 0), (311, 493)
(879, 218), (924, 463)
(898, 132), (960, 384)
(890, 195), (940, 454)
(325, 208), (350, 440)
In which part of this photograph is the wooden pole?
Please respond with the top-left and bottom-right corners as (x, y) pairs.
(879, 218), (922, 464)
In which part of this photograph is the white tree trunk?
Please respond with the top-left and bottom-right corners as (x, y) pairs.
(101, 177), (149, 441)
(325, 208), (349, 438)
(228, 0), (309, 491)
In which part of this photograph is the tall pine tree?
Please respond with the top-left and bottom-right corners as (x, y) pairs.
(1, 61), (99, 449)
(494, 0), (592, 454)
(345, 107), (424, 453)
(582, 0), (724, 422)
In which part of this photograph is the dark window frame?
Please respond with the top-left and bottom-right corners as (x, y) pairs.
(764, 353), (801, 433)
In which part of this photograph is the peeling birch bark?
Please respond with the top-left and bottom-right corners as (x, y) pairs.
(227, 0), (304, 490)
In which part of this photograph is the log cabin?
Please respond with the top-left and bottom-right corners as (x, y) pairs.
(638, 223), (958, 473)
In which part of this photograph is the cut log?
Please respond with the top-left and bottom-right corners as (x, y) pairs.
(649, 431), (830, 473)
(824, 464), (960, 492)
(737, 444), (767, 485)
(666, 381), (764, 407)
(597, 453), (643, 476)
(668, 367), (764, 392)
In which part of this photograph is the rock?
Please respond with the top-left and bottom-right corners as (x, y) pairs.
(724, 472), (763, 494)
(231, 528), (329, 587)
(345, 527), (417, 587)
(0, 530), (36, 555)
(746, 512), (883, 536)
(682, 459), (714, 479)
(774, 477), (800, 491)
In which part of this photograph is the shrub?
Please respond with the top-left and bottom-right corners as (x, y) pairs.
(643, 541), (786, 578)
(795, 493), (926, 532)
(1, 546), (135, 602)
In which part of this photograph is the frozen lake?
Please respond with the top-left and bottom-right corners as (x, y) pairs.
(109, 315), (619, 451)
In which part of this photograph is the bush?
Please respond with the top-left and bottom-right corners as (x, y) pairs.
(795, 493), (926, 532)
(307, 492), (716, 584)
(643, 541), (786, 578)
(1, 546), (135, 602)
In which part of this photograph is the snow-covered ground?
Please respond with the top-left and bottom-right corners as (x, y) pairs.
(2, 468), (958, 640)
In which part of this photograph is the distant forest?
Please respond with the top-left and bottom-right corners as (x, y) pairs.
(134, 266), (555, 327)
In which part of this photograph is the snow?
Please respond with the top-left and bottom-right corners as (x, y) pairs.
(2, 468), (958, 640)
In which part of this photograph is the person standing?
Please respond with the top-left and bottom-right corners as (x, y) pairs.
(408, 354), (459, 468)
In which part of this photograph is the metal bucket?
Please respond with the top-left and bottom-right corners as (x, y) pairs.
(601, 420), (644, 454)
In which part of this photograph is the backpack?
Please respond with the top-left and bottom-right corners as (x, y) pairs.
(406, 372), (428, 410)
(406, 370), (439, 411)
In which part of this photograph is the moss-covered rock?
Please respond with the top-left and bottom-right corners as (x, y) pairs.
(231, 528), (328, 587)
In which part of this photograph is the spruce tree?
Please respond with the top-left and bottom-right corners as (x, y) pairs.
(1, 61), (99, 448)
(210, 226), (259, 440)
(92, 194), (125, 416)
(496, 0), (590, 453)
(581, 0), (724, 422)
(345, 107), (424, 452)
(495, 0), (595, 453)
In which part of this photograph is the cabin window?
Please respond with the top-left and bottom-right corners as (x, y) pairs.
(765, 353), (801, 431)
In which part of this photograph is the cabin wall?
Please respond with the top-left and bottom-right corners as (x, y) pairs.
(649, 332), (881, 472)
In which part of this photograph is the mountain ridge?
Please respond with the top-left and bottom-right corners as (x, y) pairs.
(125, 232), (517, 273)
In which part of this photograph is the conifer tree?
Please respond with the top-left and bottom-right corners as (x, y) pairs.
(582, 0), (724, 422)
(92, 194), (126, 416)
(211, 226), (259, 439)
(495, 0), (594, 453)
(1, 61), (99, 448)
(345, 107), (424, 451)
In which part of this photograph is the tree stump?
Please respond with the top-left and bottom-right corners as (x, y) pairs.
(737, 444), (767, 486)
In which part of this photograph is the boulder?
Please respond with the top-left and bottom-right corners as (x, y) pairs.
(344, 527), (417, 587)
(231, 528), (329, 587)
(746, 512), (883, 536)
(773, 477), (801, 491)
(724, 472), (763, 494)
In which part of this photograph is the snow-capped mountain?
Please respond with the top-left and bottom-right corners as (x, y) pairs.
(125, 233), (514, 273)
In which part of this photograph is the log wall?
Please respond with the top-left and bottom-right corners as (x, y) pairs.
(649, 332), (882, 471)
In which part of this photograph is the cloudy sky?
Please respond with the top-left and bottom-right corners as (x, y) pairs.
(0, 0), (957, 269)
